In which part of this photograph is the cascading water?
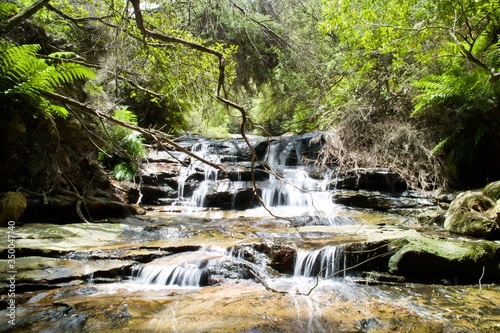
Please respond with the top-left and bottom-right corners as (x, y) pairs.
(294, 246), (347, 279)
(136, 263), (209, 287)
(132, 249), (255, 287)
(258, 137), (353, 225)
(132, 252), (217, 287)
(171, 135), (356, 226)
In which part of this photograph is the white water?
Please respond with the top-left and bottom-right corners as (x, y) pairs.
(294, 245), (346, 279)
(170, 137), (356, 226)
(133, 251), (227, 287)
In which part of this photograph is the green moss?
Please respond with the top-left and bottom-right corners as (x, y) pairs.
(483, 180), (500, 200)
(388, 236), (500, 283)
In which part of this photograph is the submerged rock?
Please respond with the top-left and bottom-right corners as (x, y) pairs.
(444, 191), (500, 239)
(388, 236), (500, 283)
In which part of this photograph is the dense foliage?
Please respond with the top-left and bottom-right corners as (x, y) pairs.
(1, 0), (499, 189)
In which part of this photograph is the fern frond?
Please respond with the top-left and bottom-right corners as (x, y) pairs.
(46, 104), (69, 119)
(56, 62), (95, 81)
(48, 51), (77, 59)
(431, 135), (452, 155)
(474, 124), (491, 146)
(113, 108), (139, 125)
(1, 40), (95, 118)
(0, 3), (18, 20)
(485, 41), (500, 69)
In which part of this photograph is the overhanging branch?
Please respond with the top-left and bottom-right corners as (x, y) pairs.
(0, 0), (50, 32)
(44, 91), (224, 171)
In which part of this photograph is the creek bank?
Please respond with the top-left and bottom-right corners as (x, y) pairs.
(2, 133), (500, 332)
(0, 113), (139, 225)
(3, 212), (500, 296)
(1, 216), (499, 333)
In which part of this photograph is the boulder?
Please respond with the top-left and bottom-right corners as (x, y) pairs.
(444, 191), (500, 239)
(0, 191), (27, 226)
(388, 236), (500, 284)
(483, 180), (500, 200)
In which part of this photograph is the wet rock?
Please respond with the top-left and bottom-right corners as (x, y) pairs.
(388, 236), (500, 283)
(3, 222), (127, 255)
(331, 190), (433, 212)
(0, 256), (136, 291)
(0, 191), (27, 226)
(444, 191), (500, 239)
(334, 168), (407, 192)
(140, 162), (180, 185)
(191, 179), (261, 210)
(343, 241), (393, 273)
(139, 184), (178, 205)
(244, 242), (296, 274)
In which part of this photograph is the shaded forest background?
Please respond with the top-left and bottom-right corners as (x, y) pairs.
(1, 0), (499, 200)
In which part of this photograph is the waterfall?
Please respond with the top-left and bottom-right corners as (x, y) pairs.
(167, 134), (356, 226)
(135, 263), (209, 287)
(133, 250), (253, 287)
(258, 138), (352, 225)
(176, 141), (221, 210)
(294, 246), (346, 279)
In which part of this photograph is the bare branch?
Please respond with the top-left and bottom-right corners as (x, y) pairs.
(45, 3), (113, 25)
(44, 91), (225, 171)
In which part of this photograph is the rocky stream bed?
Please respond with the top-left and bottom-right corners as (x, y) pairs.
(1, 133), (499, 332)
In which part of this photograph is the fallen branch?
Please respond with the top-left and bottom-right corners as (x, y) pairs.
(58, 184), (93, 223)
(478, 266), (500, 308)
(249, 269), (288, 295)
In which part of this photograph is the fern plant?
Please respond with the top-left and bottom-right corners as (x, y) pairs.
(0, 40), (95, 118)
(98, 108), (147, 182)
(0, 3), (17, 20)
(412, 59), (500, 182)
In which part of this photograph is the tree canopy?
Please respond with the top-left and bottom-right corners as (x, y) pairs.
(1, 0), (499, 189)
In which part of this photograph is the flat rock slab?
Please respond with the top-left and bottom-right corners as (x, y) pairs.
(1, 223), (128, 253)
(0, 256), (136, 290)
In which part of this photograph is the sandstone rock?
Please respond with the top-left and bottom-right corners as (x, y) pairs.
(21, 195), (137, 223)
(444, 191), (500, 239)
(0, 191), (27, 226)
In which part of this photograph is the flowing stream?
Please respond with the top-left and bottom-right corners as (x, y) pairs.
(1, 134), (499, 333)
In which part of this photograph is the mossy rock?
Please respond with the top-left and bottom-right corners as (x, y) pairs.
(483, 180), (500, 200)
(388, 236), (500, 283)
(0, 191), (27, 226)
(444, 191), (500, 239)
